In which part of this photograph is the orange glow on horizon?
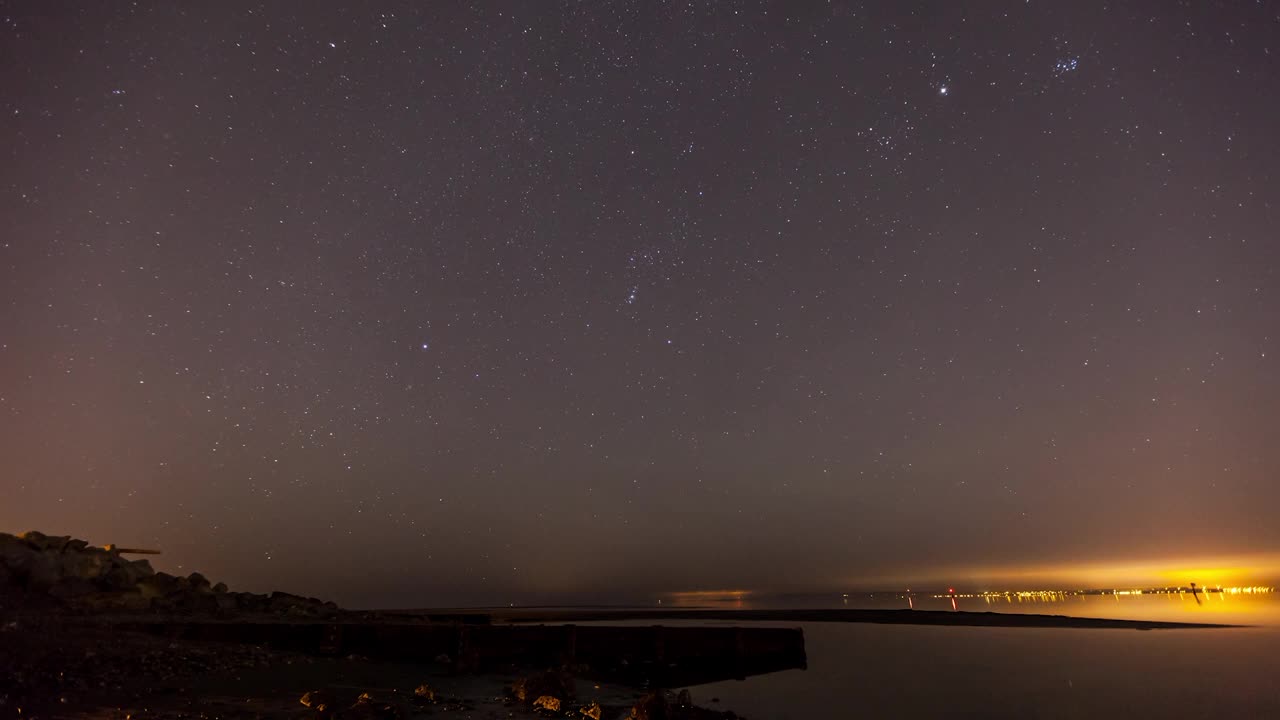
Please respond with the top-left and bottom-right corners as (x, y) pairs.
(851, 551), (1280, 591)
(664, 589), (752, 599)
(663, 589), (752, 607)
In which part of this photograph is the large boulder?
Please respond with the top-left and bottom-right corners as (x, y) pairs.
(48, 577), (99, 599)
(1, 536), (40, 577)
(234, 592), (270, 612)
(104, 560), (155, 592)
(182, 592), (221, 613)
(19, 531), (77, 553)
(24, 552), (62, 591)
(344, 692), (405, 720)
(268, 591), (313, 614)
(509, 670), (575, 705)
(17, 530), (50, 548)
(138, 572), (184, 598)
(628, 692), (670, 720)
(57, 548), (111, 582)
(187, 572), (212, 593)
(74, 590), (152, 612)
(299, 689), (335, 713)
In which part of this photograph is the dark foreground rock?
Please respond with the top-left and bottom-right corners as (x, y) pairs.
(508, 668), (576, 705)
(0, 530), (338, 619)
(0, 611), (310, 717)
(627, 689), (742, 720)
(0, 531), (754, 719)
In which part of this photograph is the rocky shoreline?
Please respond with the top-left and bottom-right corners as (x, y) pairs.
(1, 530), (342, 620)
(1, 531), (745, 719)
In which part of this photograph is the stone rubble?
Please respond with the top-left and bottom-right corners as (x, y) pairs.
(2, 530), (751, 719)
(0, 530), (338, 617)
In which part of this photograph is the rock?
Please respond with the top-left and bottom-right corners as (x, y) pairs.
(533, 695), (562, 712)
(57, 548), (111, 581)
(268, 591), (309, 613)
(0, 538), (39, 575)
(48, 577), (99, 599)
(73, 590), (152, 612)
(186, 592), (221, 613)
(300, 689), (335, 712)
(286, 603), (316, 617)
(24, 552), (62, 591)
(412, 684), (435, 702)
(187, 572), (212, 593)
(235, 592), (269, 612)
(676, 689), (693, 707)
(102, 559), (153, 591)
(579, 703), (603, 720)
(18, 532), (73, 552)
(628, 692), (669, 720)
(138, 572), (182, 598)
(510, 669), (575, 704)
(101, 567), (132, 591)
(346, 692), (404, 719)
(18, 530), (49, 547)
(212, 582), (228, 593)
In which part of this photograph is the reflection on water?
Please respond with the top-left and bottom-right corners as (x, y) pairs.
(603, 589), (1280, 717)
(659, 587), (1280, 626)
(684, 622), (1280, 718)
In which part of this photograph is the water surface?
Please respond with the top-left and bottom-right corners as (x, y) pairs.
(685, 621), (1280, 718)
(592, 592), (1280, 717)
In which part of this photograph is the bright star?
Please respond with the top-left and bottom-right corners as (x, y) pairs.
(939, 85), (949, 96)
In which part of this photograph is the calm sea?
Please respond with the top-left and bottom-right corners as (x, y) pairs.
(602, 592), (1280, 718)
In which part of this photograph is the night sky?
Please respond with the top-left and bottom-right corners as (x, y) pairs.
(3, 2), (1278, 607)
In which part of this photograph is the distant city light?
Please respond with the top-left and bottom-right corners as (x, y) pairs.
(929, 586), (1274, 601)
